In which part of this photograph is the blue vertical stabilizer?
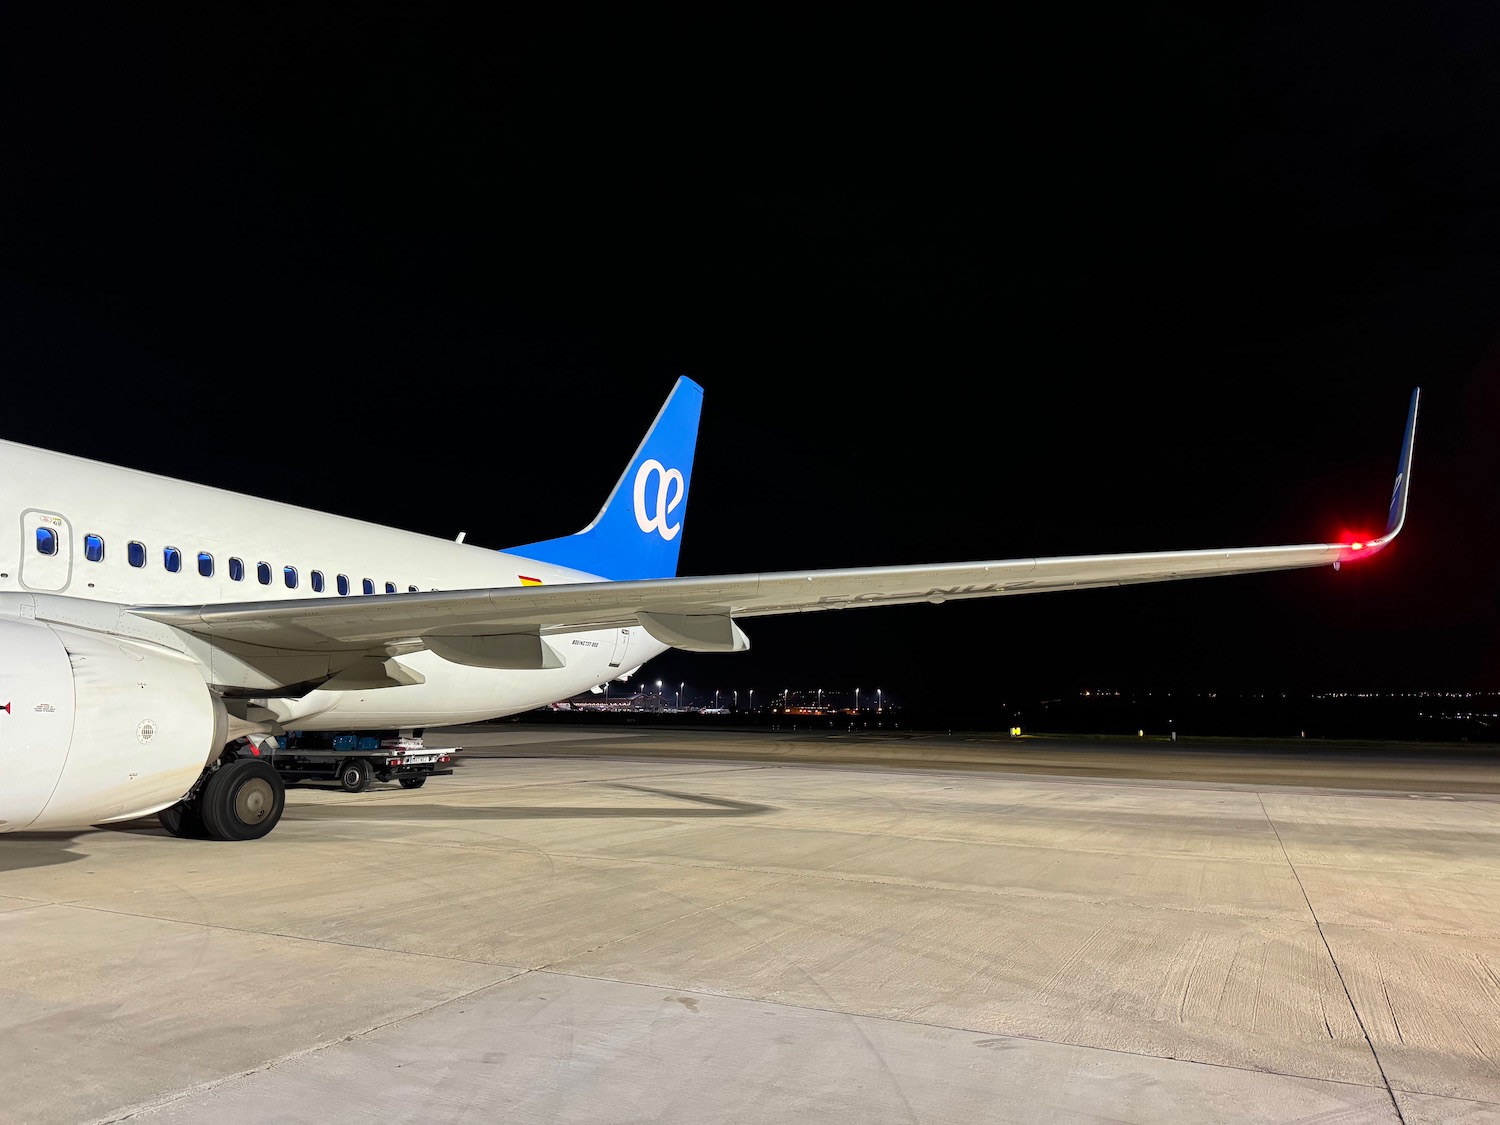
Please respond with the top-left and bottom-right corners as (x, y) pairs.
(504, 377), (704, 581)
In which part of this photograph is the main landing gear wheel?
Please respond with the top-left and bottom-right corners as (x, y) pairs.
(398, 776), (426, 789)
(200, 758), (285, 841)
(158, 800), (208, 838)
(339, 758), (373, 793)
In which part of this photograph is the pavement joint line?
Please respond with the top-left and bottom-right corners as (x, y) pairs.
(88, 968), (538, 1125)
(0, 894), (85, 909)
(483, 763), (778, 790)
(531, 849), (1310, 923)
(526, 965), (1403, 1099)
(1257, 791), (1407, 1125)
(76, 954), (1489, 1121)
(19, 850), (1481, 934)
(301, 788), (1310, 865)
(1390, 1087), (1500, 1108)
(478, 753), (1500, 797)
(463, 759), (777, 783)
(21, 900), (529, 971)
(244, 810), (1500, 880)
(610, 815), (1307, 864)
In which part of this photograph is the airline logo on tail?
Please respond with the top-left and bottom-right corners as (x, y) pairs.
(634, 458), (685, 540)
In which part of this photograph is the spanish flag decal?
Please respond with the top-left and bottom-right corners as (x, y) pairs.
(519, 575), (543, 587)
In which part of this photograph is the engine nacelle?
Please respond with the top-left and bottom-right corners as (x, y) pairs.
(0, 617), (222, 831)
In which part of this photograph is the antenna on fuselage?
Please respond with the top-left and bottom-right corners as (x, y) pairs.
(455, 531), (466, 544)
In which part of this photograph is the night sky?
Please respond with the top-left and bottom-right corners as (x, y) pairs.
(3, 6), (1499, 712)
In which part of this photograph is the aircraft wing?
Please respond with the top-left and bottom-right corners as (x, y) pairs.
(135, 389), (1418, 658)
(127, 541), (1369, 653)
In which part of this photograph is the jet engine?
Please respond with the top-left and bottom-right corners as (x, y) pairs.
(0, 617), (226, 832)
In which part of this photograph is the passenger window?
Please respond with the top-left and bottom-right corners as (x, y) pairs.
(128, 541), (146, 568)
(84, 534), (105, 562)
(362, 578), (374, 595)
(311, 570), (324, 593)
(385, 581), (396, 594)
(198, 552), (213, 578)
(284, 566), (298, 589)
(337, 574), (350, 596)
(164, 547), (182, 573)
(408, 585), (418, 593)
(35, 527), (58, 556)
(257, 562), (272, 585)
(229, 557), (244, 581)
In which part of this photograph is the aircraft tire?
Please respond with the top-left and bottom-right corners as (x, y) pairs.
(158, 800), (208, 838)
(399, 776), (426, 789)
(200, 758), (285, 841)
(339, 758), (372, 793)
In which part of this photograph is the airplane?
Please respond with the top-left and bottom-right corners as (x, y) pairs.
(0, 380), (1418, 841)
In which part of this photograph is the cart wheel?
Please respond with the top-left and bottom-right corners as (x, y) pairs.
(339, 758), (372, 793)
(399, 776), (427, 789)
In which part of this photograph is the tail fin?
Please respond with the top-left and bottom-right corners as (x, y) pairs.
(504, 376), (704, 581)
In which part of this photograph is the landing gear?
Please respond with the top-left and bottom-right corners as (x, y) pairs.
(339, 758), (373, 793)
(199, 758), (285, 841)
(158, 799), (208, 838)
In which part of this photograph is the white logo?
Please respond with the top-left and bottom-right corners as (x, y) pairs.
(633, 458), (685, 540)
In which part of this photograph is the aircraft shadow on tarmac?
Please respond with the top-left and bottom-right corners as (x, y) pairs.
(78, 784), (771, 841)
(0, 831), (93, 873)
(270, 782), (773, 823)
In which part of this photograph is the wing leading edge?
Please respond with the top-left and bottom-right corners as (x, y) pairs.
(135, 389), (1419, 656)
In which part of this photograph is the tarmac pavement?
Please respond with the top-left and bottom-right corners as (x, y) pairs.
(3, 726), (1499, 1123)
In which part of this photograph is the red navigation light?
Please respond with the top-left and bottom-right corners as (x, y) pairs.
(1334, 528), (1380, 563)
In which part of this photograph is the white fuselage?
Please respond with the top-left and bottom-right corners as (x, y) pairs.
(0, 439), (665, 730)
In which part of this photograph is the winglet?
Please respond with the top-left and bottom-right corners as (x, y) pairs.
(1346, 387), (1418, 561)
(1380, 387), (1419, 543)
